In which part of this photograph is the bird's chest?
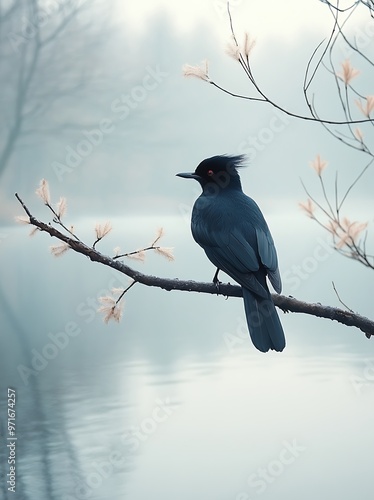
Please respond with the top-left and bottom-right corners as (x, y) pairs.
(191, 195), (234, 246)
(192, 195), (226, 225)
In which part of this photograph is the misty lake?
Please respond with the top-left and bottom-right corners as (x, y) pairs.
(1, 218), (373, 500)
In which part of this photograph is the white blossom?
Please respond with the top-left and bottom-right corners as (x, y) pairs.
(35, 179), (51, 205)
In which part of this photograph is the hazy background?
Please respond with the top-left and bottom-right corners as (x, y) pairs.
(0, 1), (374, 499)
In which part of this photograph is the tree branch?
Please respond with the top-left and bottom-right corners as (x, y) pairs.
(15, 193), (374, 340)
(213, 1), (374, 126)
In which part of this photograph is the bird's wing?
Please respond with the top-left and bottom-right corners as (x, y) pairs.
(218, 228), (260, 272)
(255, 227), (282, 293)
(204, 245), (269, 298)
(193, 219), (269, 297)
(192, 195), (281, 296)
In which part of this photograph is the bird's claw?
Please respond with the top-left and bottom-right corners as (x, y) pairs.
(212, 267), (222, 295)
(213, 278), (222, 295)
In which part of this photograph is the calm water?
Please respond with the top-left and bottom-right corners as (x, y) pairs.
(1, 347), (374, 499)
(1, 221), (373, 499)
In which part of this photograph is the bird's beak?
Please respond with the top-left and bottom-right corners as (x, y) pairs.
(176, 172), (200, 180)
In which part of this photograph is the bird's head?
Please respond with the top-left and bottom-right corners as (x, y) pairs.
(176, 155), (246, 192)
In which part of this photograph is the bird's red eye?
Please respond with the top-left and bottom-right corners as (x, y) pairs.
(207, 169), (214, 176)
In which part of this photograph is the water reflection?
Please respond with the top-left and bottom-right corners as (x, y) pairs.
(1, 223), (373, 499)
(1, 347), (373, 499)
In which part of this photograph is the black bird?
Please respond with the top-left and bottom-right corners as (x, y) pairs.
(177, 155), (285, 353)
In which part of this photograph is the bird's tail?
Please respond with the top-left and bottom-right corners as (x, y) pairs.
(242, 287), (285, 352)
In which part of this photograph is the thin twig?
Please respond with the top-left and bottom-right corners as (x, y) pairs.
(114, 245), (161, 260)
(304, 0), (339, 94)
(338, 158), (374, 211)
(332, 281), (355, 312)
(210, 79), (372, 125)
(45, 202), (81, 242)
(220, 0), (374, 127)
(116, 280), (137, 304)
